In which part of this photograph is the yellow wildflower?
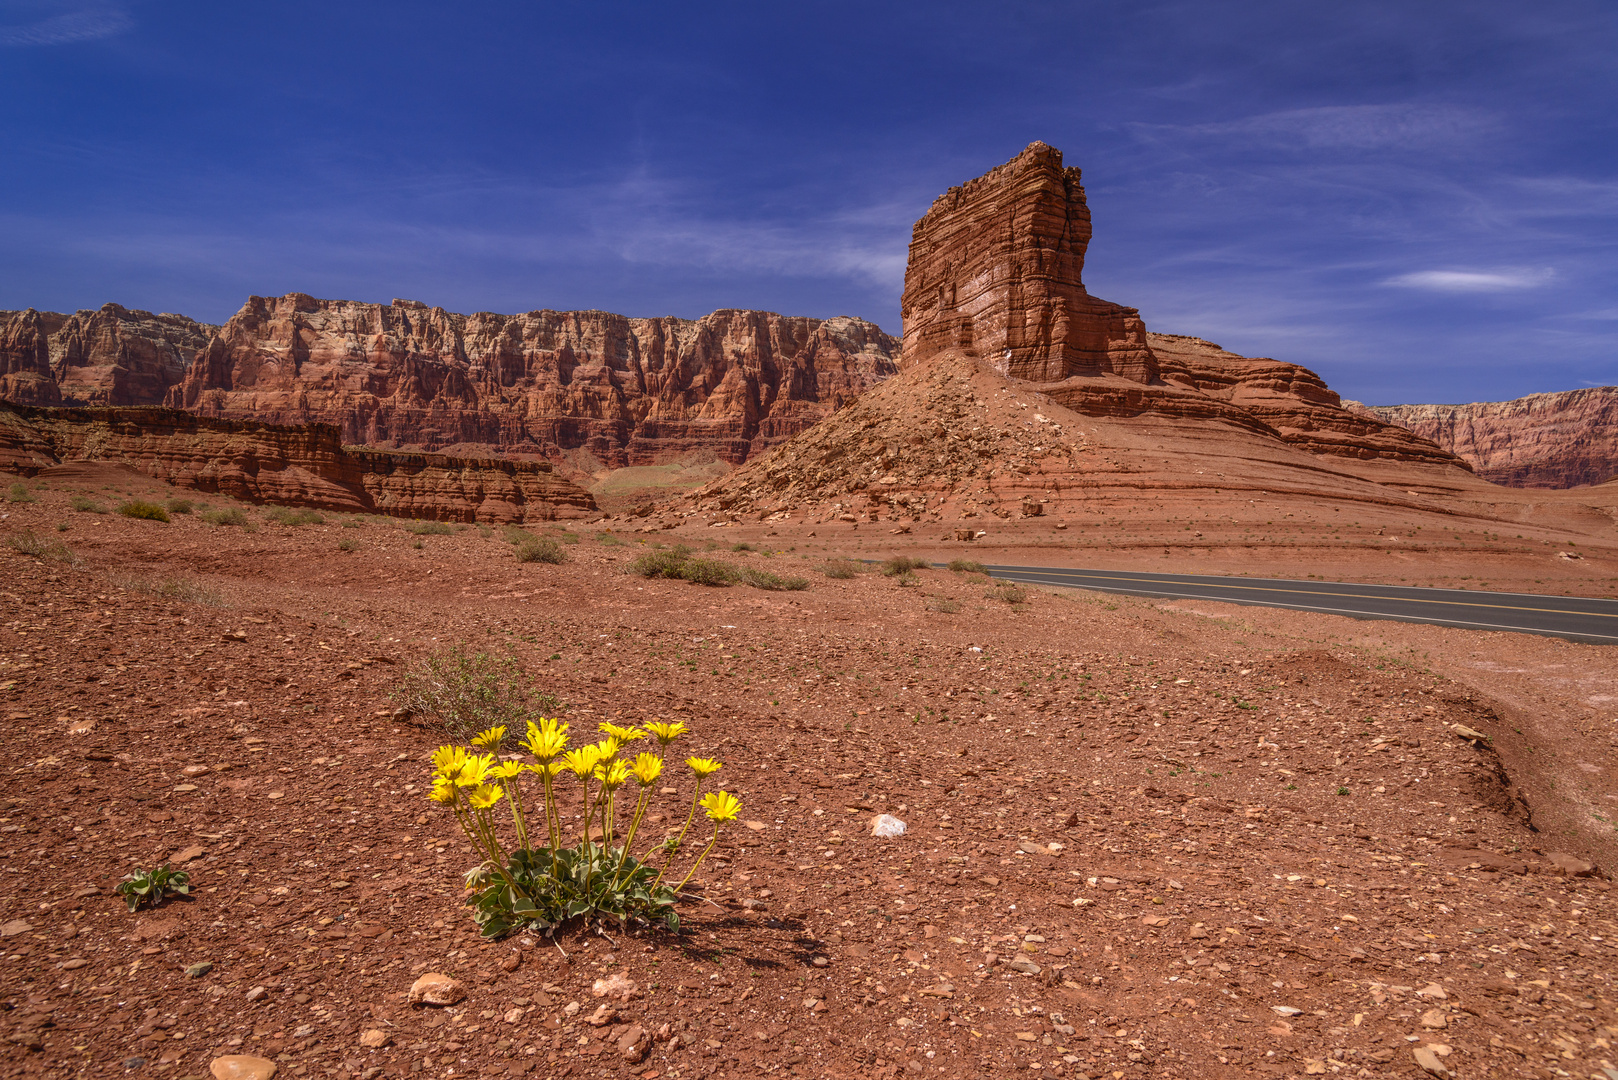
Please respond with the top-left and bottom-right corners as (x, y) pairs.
(455, 752), (494, 787)
(630, 752), (663, 787)
(595, 737), (622, 763)
(522, 718), (569, 762)
(598, 722), (644, 743)
(686, 756), (723, 778)
(471, 725), (508, 750)
(489, 761), (524, 781)
(431, 744), (469, 777)
(428, 781), (457, 804)
(699, 790), (741, 822)
(560, 745), (602, 778)
(644, 720), (687, 746)
(598, 759), (631, 790)
(467, 784), (504, 810)
(526, 760), (564, 778)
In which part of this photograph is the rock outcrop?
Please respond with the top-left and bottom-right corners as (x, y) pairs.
(1349, 388), (1618, 488)
(0, 304), (216, 408)
(0, 405), (597, 523)
(165, 297), (898, 465)
(896, 143), (1462, 470)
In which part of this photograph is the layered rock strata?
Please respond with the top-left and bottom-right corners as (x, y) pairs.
(0, 304), (215, 408)
(0, 405), (597, 523)
(1350, 388), (1618, 488)
(165, 297), (898, 465)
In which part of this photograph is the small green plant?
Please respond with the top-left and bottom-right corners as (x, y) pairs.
(69, 494), (107, 513)
(736, 566), (809, 591)
(342, 518), (364, 529)
(947, 558), (987, 574)
(7, 482), (35, 504)
(926, 597), (963, 613)
(881, 555), (929, 577)
(393, 648), (565, 742)
(338, 537), (358, 553)
(515, 536), (570, 564)
(164, 497), (195, 515)
(198, 507), (247, 526)
(1335, 786), (1350, 796)
(6, 531), (76, 563)
(263, 507), (325, 526)
(430, 719), (739, 936)
(895, 570), (920, 587)
(987, 581), (1027, 604)
(819, 559), (862, 579)
(679, 557), (741, 586)
(55, 521), (69, 532)
(118, 499), (170, 522)
(409, 520), (455, 536)
(731, 542), (755, 552)
(628, 550), (691, 579)
(115, 863), (191, 911)
(596, 531), (624, 546)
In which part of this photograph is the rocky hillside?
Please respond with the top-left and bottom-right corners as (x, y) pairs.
(0, 298), (899, 467)
(1350, 388), (1618, 488)
(0, 404), (596, 523)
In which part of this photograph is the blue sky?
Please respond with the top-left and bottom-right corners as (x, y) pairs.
(2, 0), (1614, 404)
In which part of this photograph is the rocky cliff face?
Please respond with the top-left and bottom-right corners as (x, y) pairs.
(1349, 389), (1618, 489)
(900, 142), (1156, 383)
(899, 142), (1462, 469)
(0, 405), (597, 523)
(165, 296), (898, 466)
(0, 304), (216, 408)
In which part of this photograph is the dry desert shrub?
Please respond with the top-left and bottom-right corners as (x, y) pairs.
(947, 558), (987, 574)
(818, 558), (862, 579)
(881, 555), (930, 577)
(515, 536), (569, 564)
(392, 648), (565, 743)
(113, 574), (227, 606)
(6, 531), (78, 564)
(118, 499), (170, 522)
(987, 580), (1028, 605)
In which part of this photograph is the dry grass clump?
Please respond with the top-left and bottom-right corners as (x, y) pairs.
(408, 520), (455, 535)
(515, 536), (569, 564)
(198, 507), (247, 526)
(71, 495), (108, 513)
(118, 500), (170, 522)
(164, 497), (195, 515)
(113, 575), (227, 607)
(881, 555), (930, 577)
(627, 547), (805, 590)
(6, 531), (78, 564)
(819, 558), (863, 579)
(947, 558), (987, 574)
(987, 580), (1028, 605)
(264, 507), (326, 526)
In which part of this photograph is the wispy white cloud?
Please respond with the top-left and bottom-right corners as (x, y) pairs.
(1133, 104), (1494, 153)
(0, 7), (131, 47)
(1381, 268), (1556, 292)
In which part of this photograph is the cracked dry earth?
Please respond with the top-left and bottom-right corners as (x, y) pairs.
(3, 472), (1618, 1080)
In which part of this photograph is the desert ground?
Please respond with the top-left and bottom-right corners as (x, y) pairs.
(2, 464), (1616, 1080)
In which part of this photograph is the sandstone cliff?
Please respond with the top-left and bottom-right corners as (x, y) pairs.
(1349, 388), (1618, 488)
(0, 304), (215, 408)
(165, 296), (898, 466)
(0, 405), (597, 523)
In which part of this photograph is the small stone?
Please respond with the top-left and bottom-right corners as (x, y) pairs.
(171, 845), (206, 864)
(185, 962), (213, 978)
(266, 792), (284, 800)
(1, 919), (32, 937)
(1188, 923), (1208, 939)
(1546, 851), (1597, 878)
(1420, 1009), (1448, 1029)
(742, 820), (767, 832)
(222, 630), (248, 642)
(358, 1029), (390, 1048)
(245, 986), (267, 1002)
(500, 951), (520, 973)
(617, 1024), (650, 1063)
(1416, 982), (1448, 1000)
(1412, 1045), (1451, 1077)
(1271, 1006), (1303, 1017)
(503, 1008), (523, 1023)
(1007, 957), (1042, 974)
(1304, 1060), (1326, 1075)
(591, 973), (639, 1002)
(406, 973), (466, 1007)
(61, 957), (89, 970)
(585, 1004), (617, 1027)
(812, 955), (829, 967)
(181, 765), (210, 777)
(209, 1056), (277, 1080)
(871, 814), (907, 838)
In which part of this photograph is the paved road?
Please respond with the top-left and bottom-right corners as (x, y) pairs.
(970, 564), (1618, 645)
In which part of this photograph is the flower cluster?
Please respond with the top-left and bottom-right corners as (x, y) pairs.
(426, 716), (740, 936)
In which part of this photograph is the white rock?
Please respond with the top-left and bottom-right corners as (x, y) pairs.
(407, 972), (466, 1007)
(871, 814), (907, 838)
(1272, 1005), (1303, 1017)
(591, 973), (640, 1001)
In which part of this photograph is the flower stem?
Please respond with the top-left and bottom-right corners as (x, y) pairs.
(673, 820), (721, 894)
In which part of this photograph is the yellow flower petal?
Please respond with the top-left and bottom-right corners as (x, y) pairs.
(699, 790), (741, 822)
(686, 756), (723, 778)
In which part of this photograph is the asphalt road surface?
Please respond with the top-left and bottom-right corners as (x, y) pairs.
(971, 564), (1618, 645)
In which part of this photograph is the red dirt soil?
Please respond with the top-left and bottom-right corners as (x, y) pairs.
(2, 469), (1616, 1080)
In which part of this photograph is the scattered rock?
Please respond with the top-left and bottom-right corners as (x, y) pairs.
(60, 957), (88, 970)
(500, 951), (521, 973)
(591, 974), (639, 1002)
(585, 1004), (617, 1027)
(1007, 957), (1042, 974)
(358, 1029), (390, 1048)
(185, 962), (213, 978)
(171, 845), (206, 864)
(1546, 851), (1598, 877)
(210, 1056), (277, 1080)
(1450, 724), (1489, 743)
(245, 986), (267, 1002)
(1271, 1006), (1302, 1017)
(181, 764), (210, 777)
(1419, 1008), (1448, 1029)
(406, 973), (466, 1007)
(742, 820), (767, 831)
(221, 630), (248, 642)
(871, 814), (907, 837)
(1412, 1045), (1451, 1077)
(0, 919), (32, 937)
(1416, 982), (1448, 1000)
(617, 1024), (650, 1063)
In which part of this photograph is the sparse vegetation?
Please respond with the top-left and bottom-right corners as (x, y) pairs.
(338, 537), (358, 553)
(70, 494), (107, 513)
(736, 566), (809, 591)
(881, 555), (930, 577)
(392, 647), (565, 743)
(987, 580), (1027, 605)
(164, 497), (195, 514)
(947, 558), (987, 574)
(198, 507), (248, 526)
(264, 507), (325, 526)
(926, 597), (963, 613)
(7, 482), (34, 503)
(407, 519), (454, 535)
(819, 558), (862, 579)
(116, 863), (191, 912)
(118, 499), (170, 522)
(113, 575), (227, 606)
(515, 536), (569, 564)
(6, 531), (77, 563)
(596, 531), (624, 546)
(624, 546), (801, 589)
